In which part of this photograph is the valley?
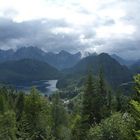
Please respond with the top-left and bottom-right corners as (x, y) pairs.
(1, 1), (140, 139)
(0, 47), (140, 140)
(0, 46), (139, 95)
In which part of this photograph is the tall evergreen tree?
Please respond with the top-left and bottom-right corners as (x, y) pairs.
(98, 68), (107, 96)
(51, 93), (70, 140)
(97, 68), (110, 119)
(106, 90), (112, 110)
(15, 92), (25, 121)
(80, 73), (97, 139)
(18, 87), (52, 140)
(116, 91), (122, 111)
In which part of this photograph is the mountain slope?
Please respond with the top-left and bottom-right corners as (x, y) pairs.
(0, 49), (14, 62)
(130, 60), (140, 74)
(0, 59), (61, 83)
(111, 54), (136, 66)
(58, 53), (132, 88)
(13, 47), (46, 61)
(45, 50), (81, 70)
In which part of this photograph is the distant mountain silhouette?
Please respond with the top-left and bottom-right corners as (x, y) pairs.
(111, 54), (136, 66)
(0, 47), (81, 70)
(45, 50), (81, 70)
(130, 59), (140, 74)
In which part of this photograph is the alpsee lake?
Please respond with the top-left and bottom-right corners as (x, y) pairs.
(14, 80), (58, 96)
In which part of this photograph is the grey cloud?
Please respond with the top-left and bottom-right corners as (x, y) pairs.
(0, 17), (139, 59)
(3, 9), (18, 19)
(0, 18), (88, 52)
(96, 39), (140, 60)
(0, 0), (140, 60)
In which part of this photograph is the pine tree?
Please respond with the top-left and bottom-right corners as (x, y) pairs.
(96, 68), (109, 120)
(116, 91), (122, 111)
(18, 87), (52, 140)
(80, 73), (97, 139)
(15, 92), (25, 121)
(98, 68), (107, 96)
(106, 90), (112, 110)
(51, 93), (70, 140)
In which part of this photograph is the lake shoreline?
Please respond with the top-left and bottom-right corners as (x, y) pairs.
(0, 80), (58, 95)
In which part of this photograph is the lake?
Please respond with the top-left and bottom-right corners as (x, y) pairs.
(14, 80), (58, 96)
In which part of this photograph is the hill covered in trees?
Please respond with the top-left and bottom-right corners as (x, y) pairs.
(0, 48), (140, 140)
(0, 72), (140, 140)
(0, 59), (61, 84)
(57, 53), (132, 89)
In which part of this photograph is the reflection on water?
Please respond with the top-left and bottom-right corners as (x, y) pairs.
(15, 80), (58, 95)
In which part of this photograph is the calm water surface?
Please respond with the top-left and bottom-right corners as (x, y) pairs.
(14, 80), (58, 95)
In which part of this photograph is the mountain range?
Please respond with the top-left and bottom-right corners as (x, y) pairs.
(0, 47), (81, 70)
(0, 46), (139, 89)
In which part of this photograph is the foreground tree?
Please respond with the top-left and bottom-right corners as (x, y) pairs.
(88, 112), (135, 140)
(130, 74), (140, 139)
(18, 88), (52, 140)
(0, 88), (17, 140)
(15, 92), (25, 121)
(98, 69), (107, 97)
(0, 111), (17, 140)
(97, 68), (109, 119)
(80, 73), (96, 139)
(51, 93), (70, 140)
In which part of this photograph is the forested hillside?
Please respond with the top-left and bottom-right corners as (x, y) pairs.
(57, 53), (132, 90)
(0, 59), (61, 83)
(1, 0), (140, 139)
(0, 72), (140, 140)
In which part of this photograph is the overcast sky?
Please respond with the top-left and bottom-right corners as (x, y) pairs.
(0, 0), (140, 59)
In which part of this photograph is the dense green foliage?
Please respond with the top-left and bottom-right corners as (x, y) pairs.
(130, 74), (140, 139)
(88, 112), (135, 140)
(0, 72), (140, 139)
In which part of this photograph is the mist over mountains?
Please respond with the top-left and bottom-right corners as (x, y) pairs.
(0, 46), (139, 88)
(0, 46), (81, 70)
(0, 46), (139, 68)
